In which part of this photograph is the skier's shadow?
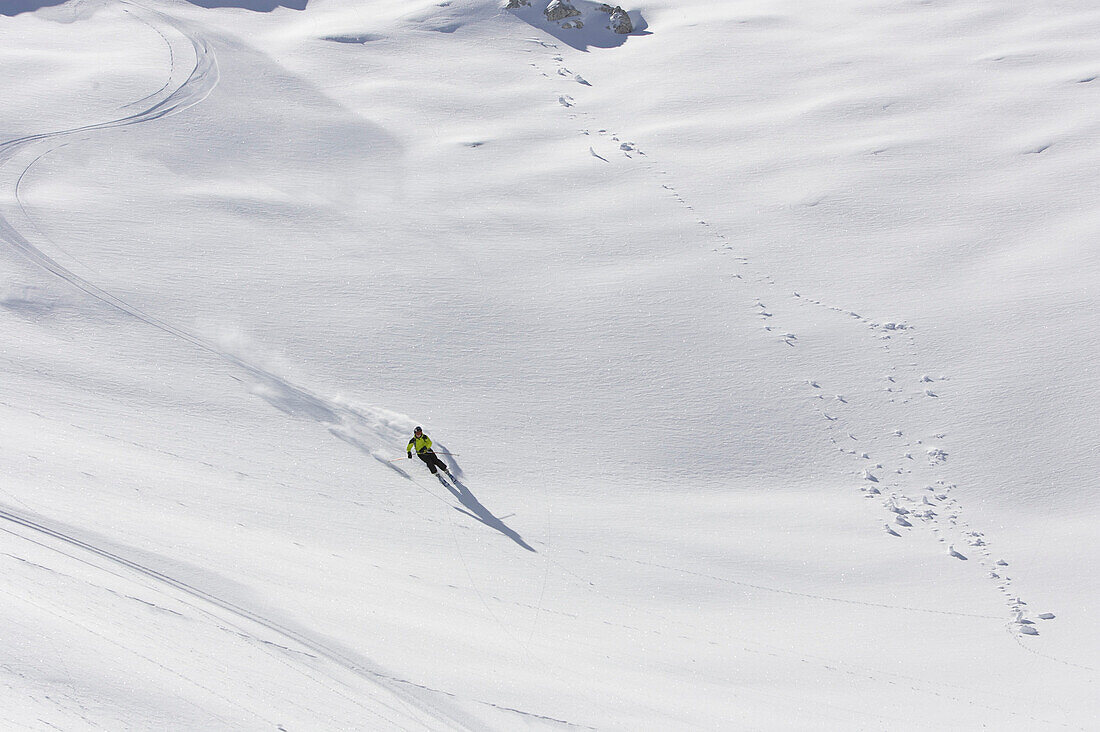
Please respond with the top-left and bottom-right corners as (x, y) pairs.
(438, 473), (535, 553)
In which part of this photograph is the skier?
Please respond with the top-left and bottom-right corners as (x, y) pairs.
(407, 426), (450, 475)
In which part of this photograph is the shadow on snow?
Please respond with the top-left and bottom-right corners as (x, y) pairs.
(327, 429), (533, 552)
(438, 473), (536, 553)
(183, 0), (308, 10)
(1, 0), (68, 15)
(508, 4), (650, 51)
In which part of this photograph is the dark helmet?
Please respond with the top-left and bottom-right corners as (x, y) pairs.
(414, 426), (423, 433)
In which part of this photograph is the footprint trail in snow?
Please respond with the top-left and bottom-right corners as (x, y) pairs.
(524, 35), (1054, 639)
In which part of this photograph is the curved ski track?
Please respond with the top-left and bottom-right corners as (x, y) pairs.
(0, 5), (511, 730)
(0, 504), (489, 730)
(0, 3), (411, 470)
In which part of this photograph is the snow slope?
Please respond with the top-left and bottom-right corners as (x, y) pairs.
(1, 0), (1098, 728)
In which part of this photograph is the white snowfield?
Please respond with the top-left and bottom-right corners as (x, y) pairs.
(1, 0), (1097, 728)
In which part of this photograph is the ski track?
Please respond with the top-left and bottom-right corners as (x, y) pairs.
(0, 1), (421, 473)
(0, 561), (282, 729)
(0, 503), (495, 731)
(0, 5), (558, 730)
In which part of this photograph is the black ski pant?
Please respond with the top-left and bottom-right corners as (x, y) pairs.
(417, 450), (449, 474)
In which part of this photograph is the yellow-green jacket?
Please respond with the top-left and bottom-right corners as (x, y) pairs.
(407, 434), (433, 455)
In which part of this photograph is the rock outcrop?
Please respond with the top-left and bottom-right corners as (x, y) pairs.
(607, 5), (632, 33)
(544, 0), (580, 22)
(506, 0), (638, 39)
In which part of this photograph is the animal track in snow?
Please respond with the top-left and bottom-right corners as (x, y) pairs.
(926, 447), (948, 464)
(523, 39), (1046, 636)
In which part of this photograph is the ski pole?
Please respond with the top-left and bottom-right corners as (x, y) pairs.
(388, 452), (459, 462)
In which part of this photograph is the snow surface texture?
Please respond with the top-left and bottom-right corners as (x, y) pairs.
(1, 0), (1098, 729)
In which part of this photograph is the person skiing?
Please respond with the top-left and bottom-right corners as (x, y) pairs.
(407, 426), (450, 475)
